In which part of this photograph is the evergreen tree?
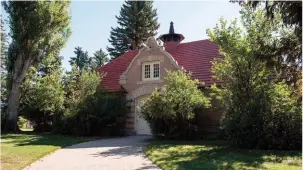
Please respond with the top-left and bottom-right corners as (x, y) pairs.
(107, 0), (160, 60)
(69, 46), (90, 71)
(89, 48), (109, 70)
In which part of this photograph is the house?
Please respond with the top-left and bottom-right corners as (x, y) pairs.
(97, 22), (223, 135)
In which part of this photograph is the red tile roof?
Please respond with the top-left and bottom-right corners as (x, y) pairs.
(97, 39), (221, 92)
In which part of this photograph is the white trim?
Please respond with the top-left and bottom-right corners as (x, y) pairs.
(142, 61), (160, 81)
(137, 79), (164, 85)
(128, 84), (160, 99)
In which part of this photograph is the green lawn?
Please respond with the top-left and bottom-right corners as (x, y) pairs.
(1, 132), (96, 170)
(145, 140), (302, 170)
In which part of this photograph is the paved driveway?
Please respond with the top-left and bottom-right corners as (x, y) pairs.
(23, 136), (160, 170)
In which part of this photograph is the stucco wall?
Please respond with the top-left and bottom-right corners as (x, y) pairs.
(122, 50), (178, 98)
(121, 37), (180, 132)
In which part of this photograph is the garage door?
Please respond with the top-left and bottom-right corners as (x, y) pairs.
(136, 96), (152, 135)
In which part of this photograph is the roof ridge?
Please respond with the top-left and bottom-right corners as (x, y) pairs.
(105, 50), (137, 63)
(180, 39), (211, 45)
(98, 39), (221, 92)
(96, 50), (138, 71)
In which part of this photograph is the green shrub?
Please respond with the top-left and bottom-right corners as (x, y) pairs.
(218, 81), (301, 150)
(262, 83), (302, 149)
(57, 90), (128, 136)
(140, 70), (211, 139)
(21, 71), (65, 132)
(54, 67), (128, 136)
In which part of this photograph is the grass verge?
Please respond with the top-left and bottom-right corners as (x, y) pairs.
(145, 140), (302, 170)
(1, 131), (96, 170)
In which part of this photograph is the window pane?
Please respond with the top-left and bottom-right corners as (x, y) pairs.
(153, 63), (160, 78)
(144, 64), (150, 79)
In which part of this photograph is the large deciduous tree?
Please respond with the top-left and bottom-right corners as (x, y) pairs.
(107, 0), (160, 60)
(2, 1), (71, 132)
(207, 6), (301, 149)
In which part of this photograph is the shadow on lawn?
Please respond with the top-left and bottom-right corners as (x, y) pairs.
(1, 132), (153, 149)
(1, 131), (95, 148)
(147, 141), (302, 170)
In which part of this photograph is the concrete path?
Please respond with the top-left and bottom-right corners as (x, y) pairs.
(23, 136), (160, 170)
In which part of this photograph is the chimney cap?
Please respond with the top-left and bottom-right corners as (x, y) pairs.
(158, 21), (185, 43)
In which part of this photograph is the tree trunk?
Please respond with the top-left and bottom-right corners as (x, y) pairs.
(5, 82), (21, 132)
(4, 56), (31, 132)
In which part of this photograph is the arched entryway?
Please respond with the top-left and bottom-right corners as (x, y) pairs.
(135, 95), (152, 135)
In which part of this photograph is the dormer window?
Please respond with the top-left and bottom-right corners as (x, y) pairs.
(142, 61), (160, 81)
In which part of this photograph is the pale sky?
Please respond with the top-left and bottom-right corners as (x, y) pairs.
(1, 1), (241, 71)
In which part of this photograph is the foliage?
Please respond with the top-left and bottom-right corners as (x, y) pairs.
(1, 15), (8, 102)
(146, 140), (302, 170)
(2, 1), (71, 132)
(263, 82), (302, 149)
(140, 70), (210, 139)
(107, 0), (160, 59)
(56, 67), (119, 136)
(241, 1), (302, 39)
(69, 46), (90, 71)
(17, 116), (27, 129)
(57, 60), (128, 137)
(89, 48), (109, 70)
(207, 6), (301, 150)
(1, 15), (9, 130)
(235, 2), (302, 86)
(38, 54), (63, 76)
(20, 70), (65, 132)
(64, 66), (101, 115)
(58, 90), (128, 136)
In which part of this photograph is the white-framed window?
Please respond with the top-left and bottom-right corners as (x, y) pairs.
(142, 61), (160, 81)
